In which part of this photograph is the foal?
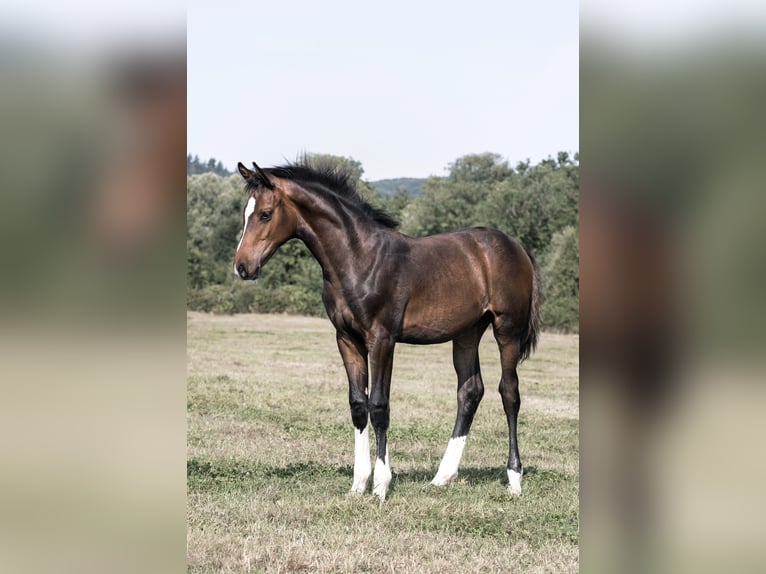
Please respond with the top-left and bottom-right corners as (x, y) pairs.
(234, 160), (541, 501)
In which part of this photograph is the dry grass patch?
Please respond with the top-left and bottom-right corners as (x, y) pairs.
(188, 312), (578, 572)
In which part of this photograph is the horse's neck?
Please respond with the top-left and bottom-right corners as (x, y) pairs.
(295, 204), (387, 286)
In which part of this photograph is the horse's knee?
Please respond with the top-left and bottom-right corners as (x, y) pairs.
(349, 398), (368, 430)
(368, 396), (390, 430)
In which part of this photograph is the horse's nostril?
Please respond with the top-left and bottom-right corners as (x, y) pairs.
(237, 263), (248, 279)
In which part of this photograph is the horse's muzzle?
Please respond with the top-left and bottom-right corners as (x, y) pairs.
(236, 263), (260, 280)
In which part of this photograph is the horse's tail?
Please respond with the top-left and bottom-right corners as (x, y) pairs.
(519, 247), (542, 363)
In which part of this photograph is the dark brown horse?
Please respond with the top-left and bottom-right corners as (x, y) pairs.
(234, 159), (541, 501)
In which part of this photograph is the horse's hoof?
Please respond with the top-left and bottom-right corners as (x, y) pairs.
(430, 472), (458, 487)
(373, 485), (387, 502)
(373, 457), (392, 502)
(350, 476), (369, 494)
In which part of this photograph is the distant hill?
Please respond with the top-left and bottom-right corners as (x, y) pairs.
(369, 177), (426, 198)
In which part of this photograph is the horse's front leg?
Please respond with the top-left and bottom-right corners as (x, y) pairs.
(337, 332), (370, 494)
(368, 334), (395, 502)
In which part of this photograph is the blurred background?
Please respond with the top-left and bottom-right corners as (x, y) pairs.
(581, 0), (766, 572)
(0, 2), (185, 573)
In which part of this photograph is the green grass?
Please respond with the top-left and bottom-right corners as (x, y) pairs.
(187, 312), (579, 572)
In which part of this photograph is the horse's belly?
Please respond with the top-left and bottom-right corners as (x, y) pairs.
(399, 291), (486, 344)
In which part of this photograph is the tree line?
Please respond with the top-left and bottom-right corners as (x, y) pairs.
(187, 152), (578, 331)
(187, 154), (231, 177)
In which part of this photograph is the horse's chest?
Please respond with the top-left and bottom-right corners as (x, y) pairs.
(323, 280), (391, 337)
(322, 286), (359, 332)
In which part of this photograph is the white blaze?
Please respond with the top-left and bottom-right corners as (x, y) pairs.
(234, 196), (256, 274)
(351, 426), (371, 494)
(431, 435), (467, 486)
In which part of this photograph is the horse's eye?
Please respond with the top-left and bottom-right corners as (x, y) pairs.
(259, 211), (272, 222)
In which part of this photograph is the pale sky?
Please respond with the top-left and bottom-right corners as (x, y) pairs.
(188, 0), (579, 180)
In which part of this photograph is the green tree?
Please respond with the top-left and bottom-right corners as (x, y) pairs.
(303, 153), (365, 183)
(380, 188), (411, 223)
(476, 158), (578, 255)
(187, 154), (231, 176)
(447, 152), (512, 184)
(186, 173), (243, 285)
(401, 179), (474, 235)
(516, 159), (530, 175)
(401, 153), (513, 236)
(542, 225), (579, 332)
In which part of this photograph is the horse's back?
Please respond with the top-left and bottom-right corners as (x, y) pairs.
(410, 227), (531, 283)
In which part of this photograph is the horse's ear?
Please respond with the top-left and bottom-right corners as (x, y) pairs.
(238, 162), (255, 182)
(252, 162), (275, 190)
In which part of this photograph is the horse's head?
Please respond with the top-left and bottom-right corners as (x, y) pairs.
(233, 162), (298, 280)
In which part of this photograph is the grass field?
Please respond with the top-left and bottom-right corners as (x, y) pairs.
(187, 312), (579, 573)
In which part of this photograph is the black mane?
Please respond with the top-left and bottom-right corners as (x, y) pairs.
(258, 158), (399, 229)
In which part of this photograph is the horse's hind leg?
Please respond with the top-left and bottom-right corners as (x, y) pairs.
(431, 325), (487, 486)
(493, 319), (524, 495)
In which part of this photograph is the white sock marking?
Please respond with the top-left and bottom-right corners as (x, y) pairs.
(234, 196), (256, 274)
(431, 435), (467, 486)
(372, 447), (391, 501)
(351, 426), (371, 494)
(507, 468), (523, 495)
